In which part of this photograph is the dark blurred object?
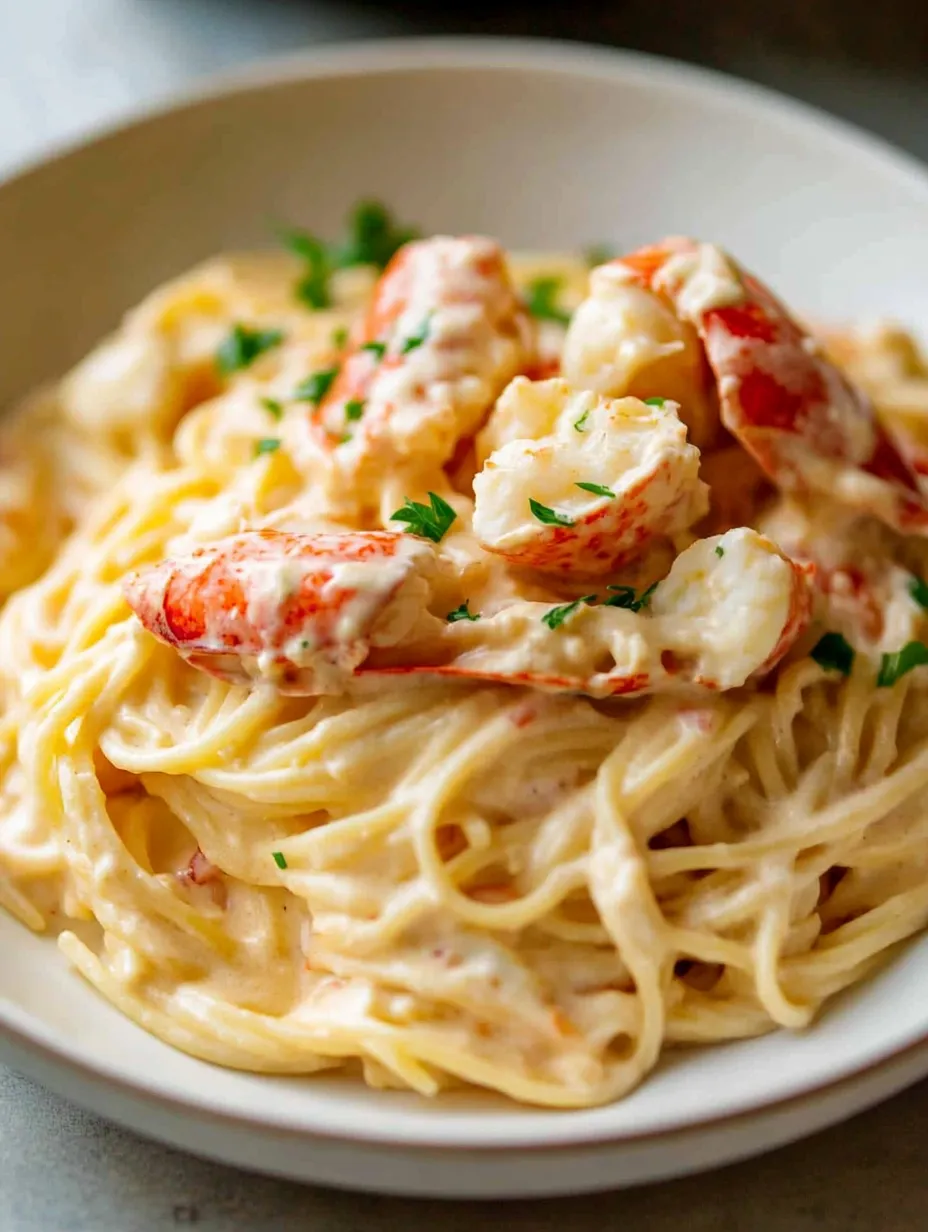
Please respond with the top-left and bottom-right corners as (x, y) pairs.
(347, 0), (928, 74)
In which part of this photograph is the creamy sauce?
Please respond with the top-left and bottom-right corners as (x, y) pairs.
(654, 243), (744, 320)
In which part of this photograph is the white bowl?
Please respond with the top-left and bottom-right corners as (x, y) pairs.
(3, 37), (928, 1198)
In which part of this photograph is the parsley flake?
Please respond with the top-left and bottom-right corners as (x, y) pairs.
(447, 601), (481, 623)
(643, 397), (666, 408)
(280, 228), (332, 310)
(361, 340), (387, 361)
(877, 641), (928, 688)
(525, 276), (571, 326)
(541, 595), (597, 631)
(216, 324), (284, 375)
(293, 367), (339, 406)
(272, 851), (288, 870)
(344, 398), (366, 422)
(715, 545), (725, 558)
(400, 318), (431, 355)
(279, 202), (421, 310)
(909, 574), (928, 611)
(810, 632), (854, 676)
(391, 492), (457, 544)
(335, 200), (419, 270)
(584, 243), (617, 268)
(529, 498), (574, 527)
(603, 582), (658, 612)
(573, 409), (591, 433)
(576, 481), (615, 499)
(331, 325), (349, 349)
(260, 396), (284, 420)
(254, 438), (281, 457)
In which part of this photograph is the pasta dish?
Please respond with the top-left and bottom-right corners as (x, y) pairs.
(3, 202), (928, 1107)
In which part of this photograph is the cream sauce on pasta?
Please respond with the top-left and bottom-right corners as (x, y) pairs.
(1, 235), (928, 1106)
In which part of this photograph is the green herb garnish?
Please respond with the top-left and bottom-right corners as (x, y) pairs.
(529, 499), (574, 528)
(810, 632), (854, 676)
(391, 492), (457, 544)
(447, 601), (480, 623)
(216, 324), (284, 375)
(335, 200), (419, 270)
(293, 367), (339, 406)
(344, 398), (366, 422)
(584, 243), (617, 268)
(279, 202), (420, 310)
(575, 482), (615, 499)
(603, 582), (658, 612)
(573, 408), (591, 433)
(909, 574), (928, 610)
(332, 325), (349, 349)
(272, 851), (288, 870)
(525, 277), (571, 326)
(643, 397), (666, 408)
(715, 545), (725, 558)
(280, 228), (332, 310)
(361, 340), (387, 361)
(400, 318), (431, 355)
(877, 641), (928, 688)
(541, 595), (597, 631)
(260, 396), (284, 420)
(254, 438), (281, 457)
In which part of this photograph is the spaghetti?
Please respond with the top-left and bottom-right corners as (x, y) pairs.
(2, 209), (928, 1107)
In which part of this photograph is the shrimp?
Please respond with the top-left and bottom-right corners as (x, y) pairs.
(760, 498), (927, 650)
(124, 527), (811, 699)
(122, 530), (442, 694)
(563, 239), (928, 535)
(306, 236), (532, 502)
(472, 378), (707, 575)
(823, 323), (928, 499)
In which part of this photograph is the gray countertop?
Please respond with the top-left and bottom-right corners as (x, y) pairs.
(4, 3), (928, 1228)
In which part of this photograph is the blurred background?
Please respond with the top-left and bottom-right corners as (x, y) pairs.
(4, 0), (928, 175)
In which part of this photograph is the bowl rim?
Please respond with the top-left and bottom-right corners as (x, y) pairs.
(4, 34), (928, 202)
(3, 35), (928, 1154)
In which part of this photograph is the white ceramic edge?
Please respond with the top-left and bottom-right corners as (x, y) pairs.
(4, 36), (928, 1165)
(4, 37), (928, 209)
(5, 997), (928, 1198)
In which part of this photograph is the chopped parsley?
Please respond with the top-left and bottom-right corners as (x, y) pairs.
(272, 851), (288, 870)
(216, 324), (284, 375)
(254, 438), (281, 457)
(279, 201), (420, 310)
(715, 545), (725, 558)
(810, 632), (854, 676)
(335, 200), (419, 270)
(643, 396), (666, 408)
(524, 277), (571, 326)
(447, 601), (480, 623)
(584, 243), (617, 268)
(361, 340), (387, 361)
(293, 367), (339, 406)
(260, 396), (284, 420)
(344, 398), (366, 422)
(280, 228), (332, 310)
(909, 574), (928, 610)
(331, 325), (349, 349)
(603, 582), (657, 612)
(529, 499), (574, 528)
(575, 481), (615, 499)
(400, 318), (431, 355)
(877, 641), (928, 688)
(541, 595), (597, 631)
(391, 491), (457, 544)
(573, 408), (591, 433)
